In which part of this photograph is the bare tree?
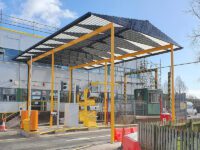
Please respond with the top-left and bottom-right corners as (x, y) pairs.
(190, 0), (200, 44)
(162, 80), (168, 94)
(175, 76), (187, 94)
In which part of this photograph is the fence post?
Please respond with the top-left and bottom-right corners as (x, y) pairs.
(175, 129), (178, 150)
(166, 127), (168, 150)
(195, 132), (198, 150)
(191, 131), (194, 150)
(180, 130), (183, 150)
(187, 128), (190, 150)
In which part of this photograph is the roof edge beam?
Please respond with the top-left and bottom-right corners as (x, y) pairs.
(27, 23), (113, 64)
(70, 44), (173, 69)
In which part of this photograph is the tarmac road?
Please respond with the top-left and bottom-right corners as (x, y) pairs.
(0, 129), (111, 150)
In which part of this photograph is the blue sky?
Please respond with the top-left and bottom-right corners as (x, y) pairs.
(1, 0), (200, 97)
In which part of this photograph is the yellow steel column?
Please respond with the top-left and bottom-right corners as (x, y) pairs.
(170, 44), (175, 123)
(68, 67), (72, 103)
(50, 51), (55, 127)
(27, 61), (32, 117)
(27, 63), (30, 111)
(104, 62), (108, 125)
(110, 24), (115, 143)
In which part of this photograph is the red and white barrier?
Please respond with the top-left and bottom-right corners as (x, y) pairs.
(114, 126), (141, 150)
(0, 121), (7, 132)
(122, 133), (141, 150)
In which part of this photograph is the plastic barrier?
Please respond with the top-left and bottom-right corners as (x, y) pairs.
(30, 110), (38, 131)
(21, 110), (28, 129)
(0, 121), (7, 132)
(114, 127), (138, 142)
(130, 127), (137, 133)
(122, 135), (141, 150)
(23, 119), (30, 132)
(21, 110), (38, 131)
(114, 128), (123, 142)
(160, 113), (171, 124)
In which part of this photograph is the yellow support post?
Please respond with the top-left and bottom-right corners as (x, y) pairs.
(170, 45), (175, 123)
(69, 67), (73, 103)
(104, 62), (108, 125)
(50, 51), (54, 127)
(110, 23), (115, 144)
(27, 56), (32, 118)
(84, 88), (88, 125)
(27, 63), (31, 112)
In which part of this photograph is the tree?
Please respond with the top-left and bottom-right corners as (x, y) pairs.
(175, 76), (187, 94)
(190, 0), (200, 44)
(162, 80), (168, 94)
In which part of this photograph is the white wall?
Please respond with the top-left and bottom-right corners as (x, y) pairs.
(0, 102), (26, 113)
(0, 29), (42, 51)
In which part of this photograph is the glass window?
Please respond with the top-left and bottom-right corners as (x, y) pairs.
(149, 93), (160, 103)
(2, 88), (16, 101)
(0, 48), (22, 61)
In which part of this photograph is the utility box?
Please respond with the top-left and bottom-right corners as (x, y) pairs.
(134, 88), (162, 116)
(64, 103), (79, 127)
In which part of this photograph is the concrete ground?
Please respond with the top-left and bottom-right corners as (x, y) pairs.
(87, 143), (121, 150)
(0, 128), (121, 150)
(187, 113), (200, 120)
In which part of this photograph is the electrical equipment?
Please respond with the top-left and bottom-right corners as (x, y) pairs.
(64, 103), (79, 127)
(134, 88), (162, 116)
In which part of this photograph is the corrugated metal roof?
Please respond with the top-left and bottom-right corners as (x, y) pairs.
(13, 12), (182, 69)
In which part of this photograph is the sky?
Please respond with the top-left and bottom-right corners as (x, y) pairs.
(0, 0), (200, 98)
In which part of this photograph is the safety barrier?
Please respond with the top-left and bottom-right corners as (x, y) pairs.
(0, 120), (7, 132)
(114, 127), (137, 142)
(117, 127), (142, 150)
(123, 134), (141, 150)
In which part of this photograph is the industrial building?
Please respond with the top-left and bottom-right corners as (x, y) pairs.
(0, 12), (159, 114)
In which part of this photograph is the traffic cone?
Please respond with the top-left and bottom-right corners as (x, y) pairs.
(0, 119), (7, 132)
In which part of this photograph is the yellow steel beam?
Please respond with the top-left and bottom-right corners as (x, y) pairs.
(104, 62), (108, 125)
(68, 67), (72, 103)
(50, 51), (55, 127)
(170, 45), (175, 122)
(110, 24), (115, 144)
(27, 23), (113, 64)
(71, 44), (172, 70)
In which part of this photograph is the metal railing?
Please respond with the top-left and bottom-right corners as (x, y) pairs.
(0, 9), (59, 35)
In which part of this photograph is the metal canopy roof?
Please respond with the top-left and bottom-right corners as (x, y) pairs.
(13, 12), (182, 69)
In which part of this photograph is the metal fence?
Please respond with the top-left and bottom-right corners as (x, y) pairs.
(139, 122), (200, 150)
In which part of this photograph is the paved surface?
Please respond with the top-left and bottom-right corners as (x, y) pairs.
(0, 129), (120, 150)
(187, 113), (200, 120)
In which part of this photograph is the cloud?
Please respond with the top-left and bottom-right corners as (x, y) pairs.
(0, 0), (5, 10)
(15, 0), (77, 27)
(187, 89), (200, 99)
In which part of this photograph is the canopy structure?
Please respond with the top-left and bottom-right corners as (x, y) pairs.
(14, 12), (182, 69)
(13, 12), (182, 143)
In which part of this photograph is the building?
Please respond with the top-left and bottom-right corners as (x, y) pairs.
(0, 12), (161, 114)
